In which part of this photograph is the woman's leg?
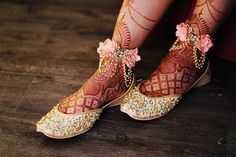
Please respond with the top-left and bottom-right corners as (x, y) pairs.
(112, 0), (174, 49)
(189, 0), (234, 35)
(140, 0), (234, 97)
(59, 0), (174, 114)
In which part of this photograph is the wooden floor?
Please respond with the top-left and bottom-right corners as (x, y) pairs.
(0, 0), (236, 157)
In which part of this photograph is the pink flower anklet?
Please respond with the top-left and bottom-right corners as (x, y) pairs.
(97, 39), (141, 87)
(170, 22), (214, 69)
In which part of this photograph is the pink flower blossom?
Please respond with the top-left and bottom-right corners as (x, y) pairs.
(176, 23), (190, 41)
(123, 48), (141, 68)
(97, 39), (140, 68)
(97, 39), (119, 56)
(197, 35), (213, 53)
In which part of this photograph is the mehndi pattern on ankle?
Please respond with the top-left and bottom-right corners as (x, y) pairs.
(97, 38), (141, 87)
(169, 22), (213, 69)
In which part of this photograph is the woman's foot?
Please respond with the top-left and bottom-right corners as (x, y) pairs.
(36, 39), (140, 138)
(140, 42), (203, 97)
(120, 23), (213, 120)
(58, 39), (140, 114)
(140, 23), (213, 97)
(58, 64), (127, 114)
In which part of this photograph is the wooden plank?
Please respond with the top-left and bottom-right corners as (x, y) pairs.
(0, 73), (33, 112)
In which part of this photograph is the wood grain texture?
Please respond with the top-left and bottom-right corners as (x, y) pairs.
(0, 0), (235, 157)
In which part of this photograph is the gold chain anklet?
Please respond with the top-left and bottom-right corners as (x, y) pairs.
(169, 22), (213, 69)
(97, 39), (140, 88)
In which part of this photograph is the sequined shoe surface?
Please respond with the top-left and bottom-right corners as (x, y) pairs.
(36, 75), (136, 139)
(120, 63), (210, 121)
(36, 39), (140, 139)
(120, 22), (213, 121)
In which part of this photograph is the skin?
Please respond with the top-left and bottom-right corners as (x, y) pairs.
(112, 0), (174, 49)
(59, 0), (174, 114)
(188, 0), (233, 35)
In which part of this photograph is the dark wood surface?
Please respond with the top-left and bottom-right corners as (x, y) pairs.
(0, 0), (236, 157)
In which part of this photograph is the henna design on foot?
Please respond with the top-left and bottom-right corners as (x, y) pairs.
(140, 42), (203, 97)
(59, 65), (126, 114)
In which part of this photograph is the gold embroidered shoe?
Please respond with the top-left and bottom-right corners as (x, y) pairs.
(120, 63), (210, 120)
(36, 76), (136, 139)
(120, 22), (213, 121)
(36, 39), (140, 139)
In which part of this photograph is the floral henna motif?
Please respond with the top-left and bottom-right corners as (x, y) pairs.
(92, 72), (126, 104)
